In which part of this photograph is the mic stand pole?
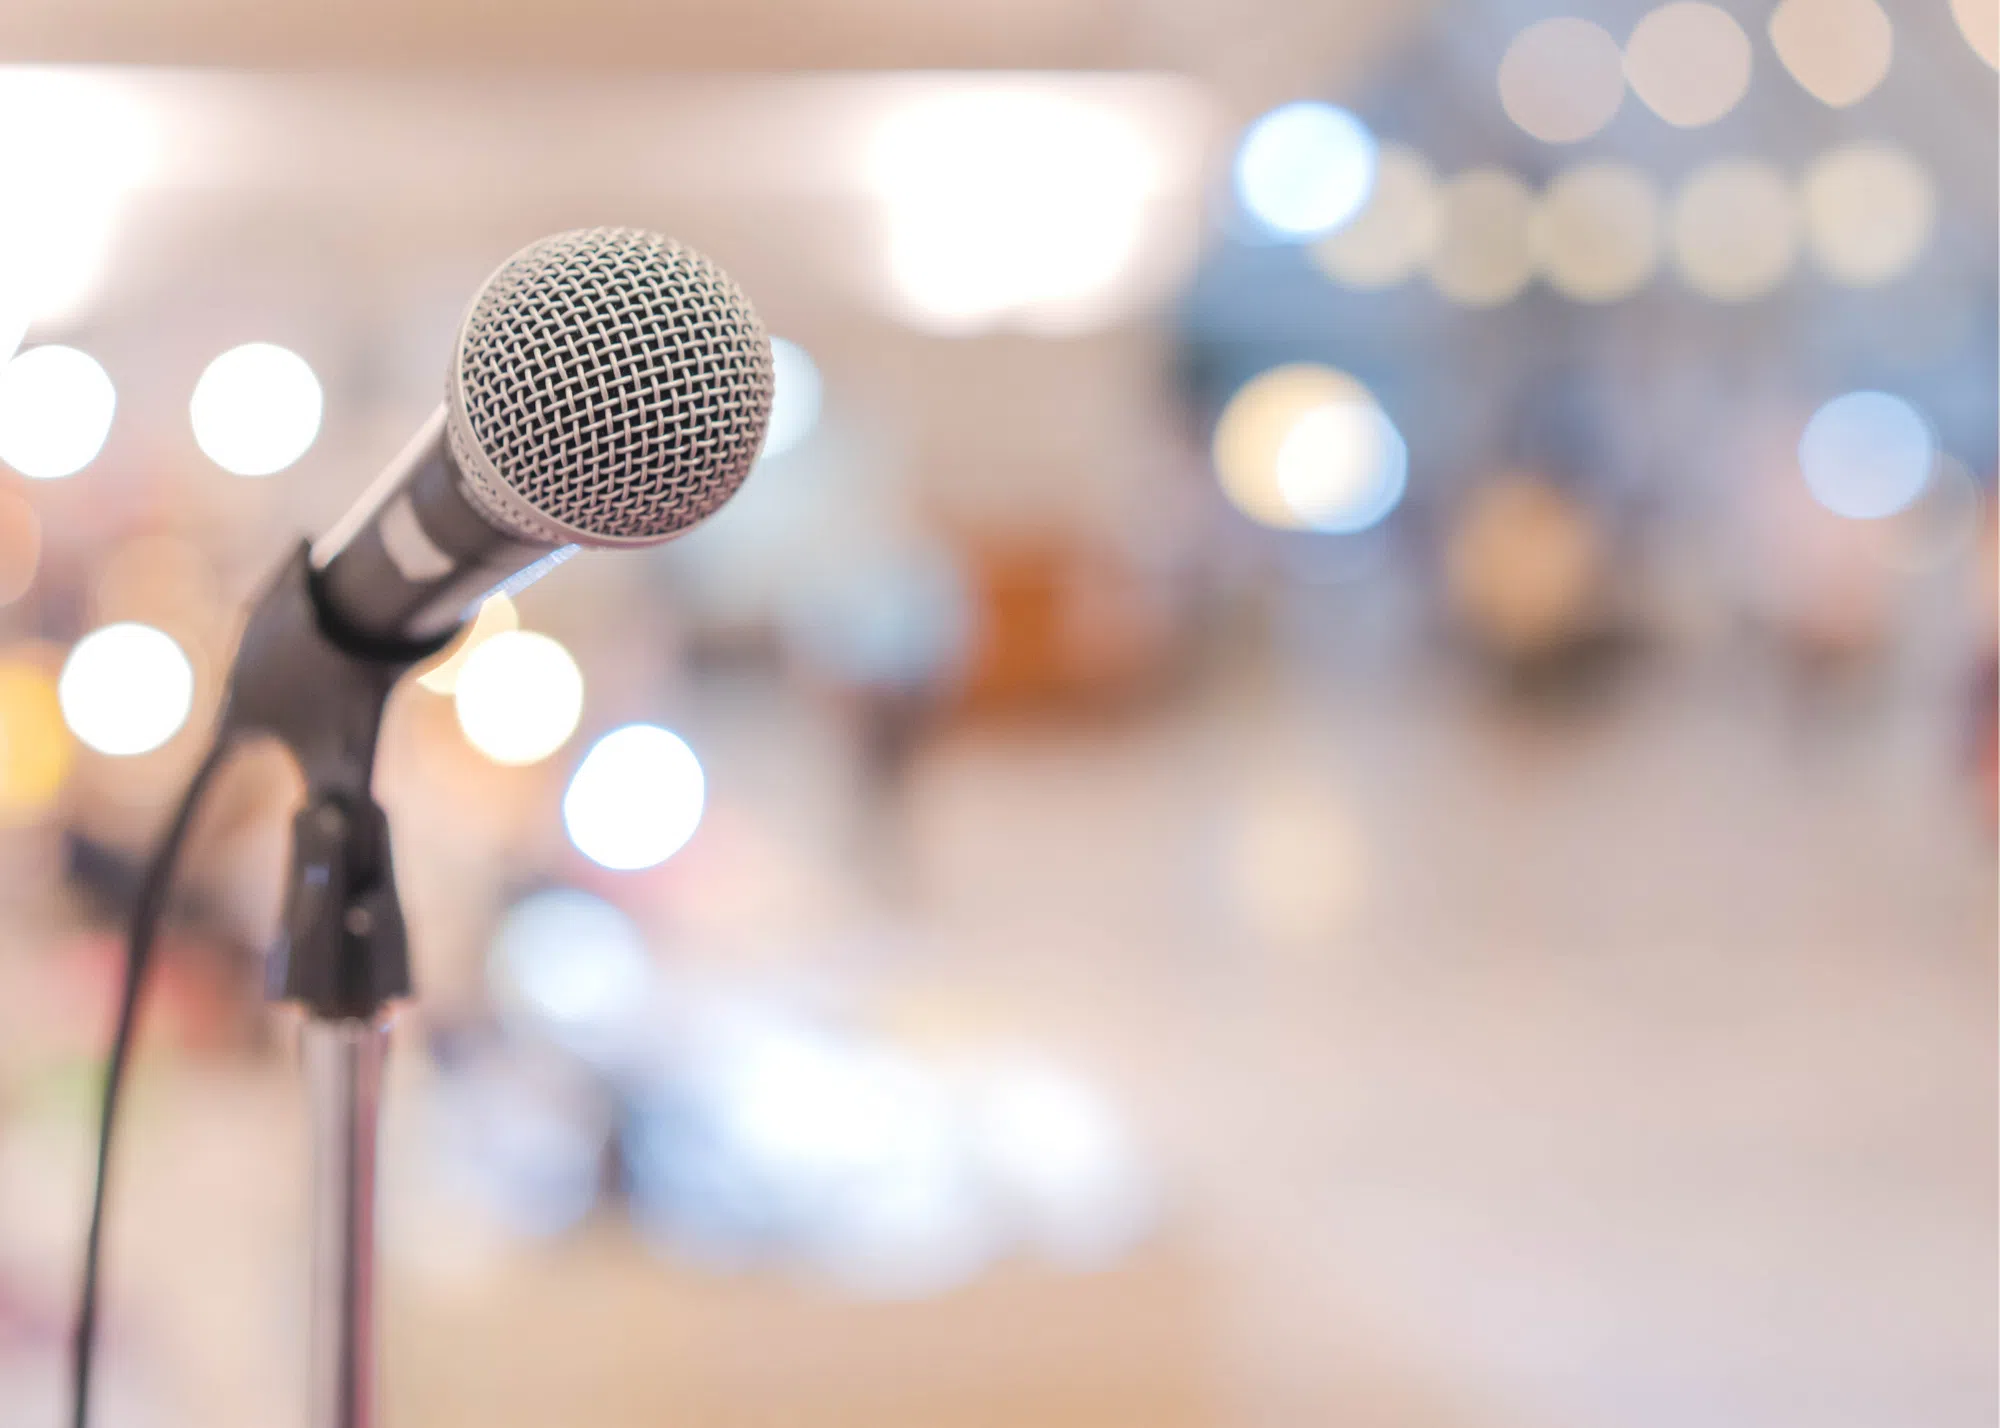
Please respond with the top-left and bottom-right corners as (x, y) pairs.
(219, 543), (447, 1428)
(300, 1014), (388, 1428)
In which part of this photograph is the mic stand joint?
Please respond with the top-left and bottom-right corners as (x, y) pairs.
(218, 543), (454, 1428)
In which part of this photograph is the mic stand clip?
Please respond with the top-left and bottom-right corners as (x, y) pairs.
(220, 543), (452, 1428)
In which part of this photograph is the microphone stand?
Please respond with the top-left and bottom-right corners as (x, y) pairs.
(221, 543), (446, 1428)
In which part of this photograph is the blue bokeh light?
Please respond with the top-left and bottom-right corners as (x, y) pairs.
(1798, 390), (1936, 520)
(1233, 102), (1378, 242)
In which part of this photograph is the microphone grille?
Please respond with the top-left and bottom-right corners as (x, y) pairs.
(447, 228), (774, 546)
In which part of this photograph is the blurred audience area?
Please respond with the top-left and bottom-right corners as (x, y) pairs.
(0, 1), (1993, 1426)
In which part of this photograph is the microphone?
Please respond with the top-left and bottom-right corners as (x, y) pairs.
(72, 228), (776, 1428)
(308, 227), (775, 648)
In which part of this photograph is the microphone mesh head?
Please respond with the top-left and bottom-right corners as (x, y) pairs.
(446, 227), (774, 546)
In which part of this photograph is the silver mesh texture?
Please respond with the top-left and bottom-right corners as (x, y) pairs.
(445, 228), (773, 546)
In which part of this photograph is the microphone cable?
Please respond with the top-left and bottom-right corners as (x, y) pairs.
(70, 730), (239, 1428)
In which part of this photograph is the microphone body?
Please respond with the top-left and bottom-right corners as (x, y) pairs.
(302, 226), (775, 649)
(309, 409), (567, 647)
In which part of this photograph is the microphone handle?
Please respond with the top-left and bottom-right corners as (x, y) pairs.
(309, 407), (561, 649)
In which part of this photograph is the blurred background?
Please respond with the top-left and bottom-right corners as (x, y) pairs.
(0, 0), (1994, 1424)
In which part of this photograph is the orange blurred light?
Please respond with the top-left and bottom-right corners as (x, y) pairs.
(0, 654), (73, 822)
(1952, 0), (1998, 67)
(415, 592), (519, 695)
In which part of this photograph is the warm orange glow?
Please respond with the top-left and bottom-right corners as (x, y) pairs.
(0, 654), (72, 821)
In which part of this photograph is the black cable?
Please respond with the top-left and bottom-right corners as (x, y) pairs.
(71, 732), (237, 1428)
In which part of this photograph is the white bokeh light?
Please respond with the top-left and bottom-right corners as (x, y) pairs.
(760, 338), (822, 460)
(1499, 19), (1627, 144)
(1624, 2), (1754, 128)
(0, 345), (115, 479)
(1532, 162), (1662, 303)
(453, 630), (584, 766)
(58, 622), (193, 756)
(964, 1056), (1151, 1268)
(1234, 102), (1377, 241)
(1799, 391), (1934, 520)
(1671, 159), (1800, 301)
(1310, 145), (1441, 290)
(1429, 168), (1538, 308)
(680, 1019), (989, 1295)
(868, 86), (1165, 335)
(489, 888), (657, 1059)
(1802, 142), (1935, 287)
(1273, 400), (1408, 534)
(1768, 0), (1893, 108)
(1214, 364), (1407, 535)
(563, 723), (706, 872)
(0, 71), (162, 331)
(190, 342), (324, 476)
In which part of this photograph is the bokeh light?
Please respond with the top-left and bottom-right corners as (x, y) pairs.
(1429, 168), (1537, 308)
(760, 338), (822, 461)
(1273, 401), (1407, 534)
(190, 342), (324, 477)
(1952, 0), (1998, 68)
(1798, 391), (1935, 520)
(1213, 364), (1351, 529)
(0, 490), (41, 606)
(0, 657), (71, 821)
(562, 723), (706, 872)
(1802, 142), (1935, 287)
(1768, 0), (1893, 108)
(1498, 19), (1626, 144)
(653, 1019), (988, 1295)
(1446, 476), (1606, 657)
(0, 345), (115, 479)
(489, 888), (656, 1060)
(1670, 159), (1799, 301)
(1624, 2), (1753, 128)
(962, 1056), (1151, 1267)
(1214, 364), (1406, 534)
(1532, 162), (1661, 303)
(1309, 145), (1441, 291)
(1233, 102), (1377, 241)
(58, 623), (194, 756)
(868, 86), (1161, 334)
(415, 593), (518, 695)
(452, 630), (584, 766)
(0, 71), (161, 331)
